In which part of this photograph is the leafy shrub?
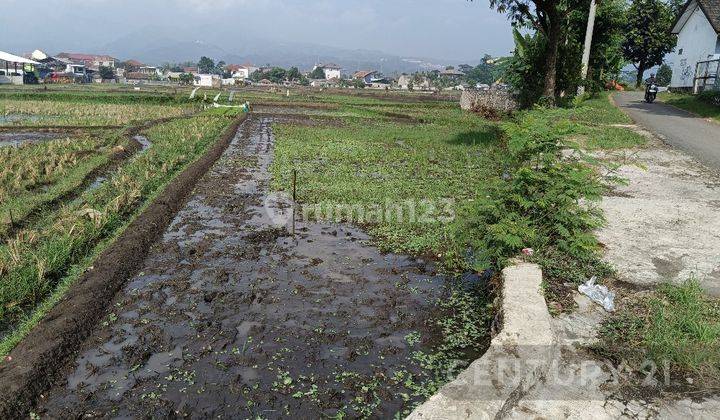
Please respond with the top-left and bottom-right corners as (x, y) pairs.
(453, 111), (606, 274)
(698, 90), (720, 107)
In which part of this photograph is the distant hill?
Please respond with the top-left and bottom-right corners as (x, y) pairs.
(94, 26), (449, 74)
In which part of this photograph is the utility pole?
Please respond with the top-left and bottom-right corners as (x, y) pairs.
(577, 0), (598, 95)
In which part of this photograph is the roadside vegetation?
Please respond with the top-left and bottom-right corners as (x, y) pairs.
(596, 279), (720, 387)
(0, 89), (242, 353)
(660, 91), (720, 123)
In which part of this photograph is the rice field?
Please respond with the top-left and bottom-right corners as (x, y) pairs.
(0, 87), (242, 343)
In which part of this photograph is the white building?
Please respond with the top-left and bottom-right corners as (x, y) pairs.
(0, 50), (39, 84)
(669, 0), (720, 90)
(194, 74), (221, 88)
(228, 64), (258, 80)
(313, 63), (342, 80)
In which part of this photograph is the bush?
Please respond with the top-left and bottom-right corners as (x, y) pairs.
(698, 90), (720, 107)
(453, 111), (605, 272)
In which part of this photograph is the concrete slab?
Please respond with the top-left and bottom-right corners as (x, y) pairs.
(596, 136), (720, 296)
(408, 263), (554, 419)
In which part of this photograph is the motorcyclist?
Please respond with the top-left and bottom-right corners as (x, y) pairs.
(644, 73), (658, 103)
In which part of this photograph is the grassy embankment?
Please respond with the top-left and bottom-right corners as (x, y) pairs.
(0, 89), (242, 354)
(265, 92), (647, 413)
(659, 91), (720, 122)
(597, 279), (720, 387)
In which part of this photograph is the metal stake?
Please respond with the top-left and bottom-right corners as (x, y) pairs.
(292, 169), (297, 236)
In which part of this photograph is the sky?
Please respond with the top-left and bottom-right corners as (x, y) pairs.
(1, 0), (515, 63)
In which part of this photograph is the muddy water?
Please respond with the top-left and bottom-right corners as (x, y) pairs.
(36, 116), (449, 418)
(0, 132), (60, 148)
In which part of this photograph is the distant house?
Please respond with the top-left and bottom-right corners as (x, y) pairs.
(166, 72), (183, 82)
(353, 70), (378, 85)
(314, 63), (342, 80)
(123, 59), (144, 72)
(439, 68), (465, 80)
(226, 63), (258, 79)
(669, 0), (720, 91)
(56, 52), (118, 69)
(126, 72), (151, 81)
(0, 50), (40, 84)
(125, 59), (144, 67)
(139, 66), (161, 77)
(310, 78), (340, 88)
(183, 66), (199, 75)
(194, 74), (221, 88)
(398, 74), (432, 90)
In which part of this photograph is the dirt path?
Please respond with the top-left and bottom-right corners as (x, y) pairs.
(34, 116), (447, 418)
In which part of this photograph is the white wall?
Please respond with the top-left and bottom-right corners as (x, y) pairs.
(670, 4), (719, 88)
(323, 68), (341, 80)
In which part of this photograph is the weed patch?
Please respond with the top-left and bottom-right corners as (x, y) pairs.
(596, 279), (720, 387)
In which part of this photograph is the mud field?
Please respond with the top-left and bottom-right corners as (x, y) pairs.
(34, 116), (455, 418)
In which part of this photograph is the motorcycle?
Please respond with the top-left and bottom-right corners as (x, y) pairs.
(645, 82), (658, 103)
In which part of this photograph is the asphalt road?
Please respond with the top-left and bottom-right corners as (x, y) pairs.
(614, 91), (720, 171)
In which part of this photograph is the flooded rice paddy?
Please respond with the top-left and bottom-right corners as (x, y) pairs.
(34, 116), (463, 418)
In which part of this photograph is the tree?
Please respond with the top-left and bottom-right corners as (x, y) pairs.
(198, 56), (215, 74)
(215, 60), (230, 77)
(266, 67), (287, 83)
(622, 0), (677, 88)
(98, 66), (115, 80)
(250, 70), (264, 82)
(179, 73), (195, 85)
(499, 0), (626, 106)
(472, 0), (567, 102)
(656, 63), (673, 86)
(309, 66), (326, 79)
(286, 67), (301, 82)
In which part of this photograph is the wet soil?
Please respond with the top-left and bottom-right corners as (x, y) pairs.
(0, 115), (247, 418)
(33, 116), (447, 418)
(0, 132), (61, 147)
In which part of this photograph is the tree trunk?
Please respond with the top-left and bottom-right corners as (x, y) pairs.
(636, 61), (645, 88)
(543, 10), (562, 103)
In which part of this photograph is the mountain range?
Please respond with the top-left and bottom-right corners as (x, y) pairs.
(84, 26), (452, 75)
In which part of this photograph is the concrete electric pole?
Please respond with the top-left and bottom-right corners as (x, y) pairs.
(577, 0), (598, 95)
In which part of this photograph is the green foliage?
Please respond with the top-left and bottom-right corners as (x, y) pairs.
(179, 73), (194, 85)
(622, 0), (678, 87)
(249, 70), (264, 82)
(463, 54), (506, 86)
(309, 66), (326, 79)
(454, 111), (605, 271)
(198, 56), (215, 74)
(98, 66), (115, 80)
(698, 90), (720, 107)
(266, 67), (288, 83)
(505, 0), (627, 107)
(286, 67), (301, 82)
(598, 279), (720, 384)
(352, 79), (366, 89)
(656, 63), (672, 86)
(660, 91), (720, 122)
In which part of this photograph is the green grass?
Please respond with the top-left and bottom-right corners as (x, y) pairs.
(270, 92), (643, 275)
(597, 279), (720, 384)
(660, 92), (720, 122)
(270, 97), (504, 269)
